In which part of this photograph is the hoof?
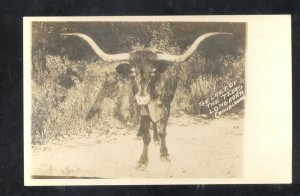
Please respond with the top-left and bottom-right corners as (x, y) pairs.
(160, 156), (171, 163)
(135, 136), (143, 141)
(153, 140), (160, 146)
(135, 162), (147, 170)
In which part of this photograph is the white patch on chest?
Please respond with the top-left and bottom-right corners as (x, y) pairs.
(148, 99), (167, 123)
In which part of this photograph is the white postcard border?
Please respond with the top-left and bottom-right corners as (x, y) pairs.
(23, 15), (292, 186)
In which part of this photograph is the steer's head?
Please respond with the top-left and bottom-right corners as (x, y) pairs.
(116, 50), (169, 105)
(61, 32), (232, 105)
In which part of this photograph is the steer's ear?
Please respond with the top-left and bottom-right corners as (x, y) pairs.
(116, 63), (132, 77)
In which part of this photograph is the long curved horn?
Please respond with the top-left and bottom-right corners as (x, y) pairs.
(61, 33), (130, 63)
(157, 32), (233, 63)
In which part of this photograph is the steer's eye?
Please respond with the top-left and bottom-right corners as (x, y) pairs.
(130, 68), (136, 76)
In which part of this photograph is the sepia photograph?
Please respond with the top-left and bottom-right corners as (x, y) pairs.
(23, 16), (291, 185)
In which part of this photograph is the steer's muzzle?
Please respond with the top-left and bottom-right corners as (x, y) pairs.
(135, 94), (151, 105)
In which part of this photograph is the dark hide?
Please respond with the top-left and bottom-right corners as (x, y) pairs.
(116, 50), (178, 168)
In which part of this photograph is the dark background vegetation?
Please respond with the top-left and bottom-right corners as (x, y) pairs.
(31, 22), (246, 144)
(0, 0), (299, 195)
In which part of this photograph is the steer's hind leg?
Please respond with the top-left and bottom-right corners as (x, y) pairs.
(136, 115), (151, 170)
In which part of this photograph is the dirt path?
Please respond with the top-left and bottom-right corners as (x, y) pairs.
(32, 114), (243, 179)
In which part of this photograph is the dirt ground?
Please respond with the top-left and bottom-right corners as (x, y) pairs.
(31, 114), (243, 179)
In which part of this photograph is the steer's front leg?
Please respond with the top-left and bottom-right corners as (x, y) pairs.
(136, 115), (151, 170)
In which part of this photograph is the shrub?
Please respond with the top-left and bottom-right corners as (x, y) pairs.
(31, 23), (245, 144)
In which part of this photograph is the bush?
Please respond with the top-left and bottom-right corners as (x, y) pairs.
(31, 22), (246, 144)
(32, 56), (138, 144)
(32, 51), (245, 144)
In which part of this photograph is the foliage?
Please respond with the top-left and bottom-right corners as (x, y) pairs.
(31, 22), (246, 144)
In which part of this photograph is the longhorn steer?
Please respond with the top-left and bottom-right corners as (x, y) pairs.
(62, 32), (232, 170)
